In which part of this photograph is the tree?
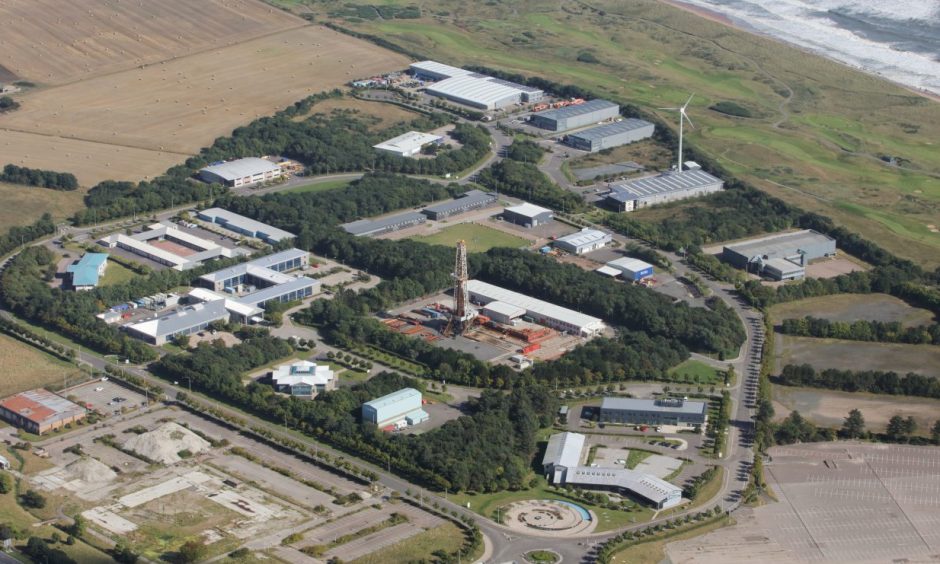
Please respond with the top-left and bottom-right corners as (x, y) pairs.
(841, 409), (866, 439)
(886, 415), (906, 440)
(20, 489), (46, 509)
(112, 543), (139, 564)
(903, 416), (917, 436)
(177, 540), (207, 563)
(932, 420), (940, 444)
(0, 471), (12, 494)
(70, 514), (86, 537)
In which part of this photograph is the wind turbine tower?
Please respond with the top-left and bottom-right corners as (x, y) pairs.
(659, 93), (695, 173)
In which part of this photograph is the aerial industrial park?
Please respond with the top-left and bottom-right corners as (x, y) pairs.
(0, 2), (938, 564)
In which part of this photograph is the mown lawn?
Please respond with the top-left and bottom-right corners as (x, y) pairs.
(412, 223), (530, 253)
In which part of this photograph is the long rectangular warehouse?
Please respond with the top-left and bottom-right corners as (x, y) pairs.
(197, 208), (295, 244)
(412, 61), (543, 110)
(467, 280), (605, 337)
(341, 211), (427, 237)
(565, 118), (655, 152)
(529, 99), (620, 132)
(422, 190), (496, 220)
(606, 170), (724, 212)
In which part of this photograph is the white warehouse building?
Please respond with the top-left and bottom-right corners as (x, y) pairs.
(467, 280), (605, 337)
(411, 61), (543, 110)
(198, 158), (282, 188)
(554, 228), (612, 255)
(374, 131), (443, 157)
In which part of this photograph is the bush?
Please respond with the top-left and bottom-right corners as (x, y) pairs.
(709, 101), (753, 118)
(20, 489), (46, 509)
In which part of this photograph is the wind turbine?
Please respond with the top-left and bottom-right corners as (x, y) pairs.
(659, 93), (695, 173)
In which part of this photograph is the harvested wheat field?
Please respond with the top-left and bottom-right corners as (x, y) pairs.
(0, 130), (183, 187)
(0, 333), (84, 397)
(0, 25), (409, 173)
(0, 0), (301, 85)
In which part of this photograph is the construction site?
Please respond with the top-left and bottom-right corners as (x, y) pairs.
(382, 241), (604, 365)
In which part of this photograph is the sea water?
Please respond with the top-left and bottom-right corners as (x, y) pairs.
(673, 0), (940, 95)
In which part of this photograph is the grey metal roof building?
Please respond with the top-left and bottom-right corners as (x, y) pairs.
(422, 190), (497, 220)
(198, 158), (282, 188)
(197, 208), (295, 244)
(502, 203), (553, 228)
(236, 276), (319, 308)
(606, 170), (724, 212)
(553, 228), (612, 255)
(564, 467), (683, 509)
(125, 300), (230, 346)
(540, 431), (683, 509)
(600, 397), (707, 426)
(199, 248), (308, 290)
(362, 388), (427, 428)
(542, 432), (585, 483)
(565, 118), (655, 152)
(721, 229), (836, 280)
(341, 211), (427, 237)
(411, 61), (542, 110)
(529, 99), (620, 132)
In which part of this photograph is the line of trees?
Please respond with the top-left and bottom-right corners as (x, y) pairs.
(776, 363), (940, 399)
(779, 316), (940, 345)
(1, 164), (78, 190)
(0, 212), (56, 257)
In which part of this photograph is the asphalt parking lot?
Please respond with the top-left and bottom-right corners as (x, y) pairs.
(63, 378), (150, 414)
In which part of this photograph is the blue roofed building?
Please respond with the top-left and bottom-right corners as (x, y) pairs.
(66, 253), (109, 290)
(362, 388), (429, 429)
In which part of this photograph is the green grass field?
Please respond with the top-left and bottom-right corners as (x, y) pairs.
(284, 0), (940, 267)
(411, 223), (530, 253)
(98, 260), (138, 287)
(284, 178), (354, 194)
(668, 360), (723, 385)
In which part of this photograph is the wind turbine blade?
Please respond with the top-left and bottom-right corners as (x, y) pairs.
(682, 111), (695, 129)
(682, 93), (695, 109)
(657, 107), (679, 111)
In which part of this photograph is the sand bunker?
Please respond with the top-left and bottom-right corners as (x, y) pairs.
(124, 422), (211, 464)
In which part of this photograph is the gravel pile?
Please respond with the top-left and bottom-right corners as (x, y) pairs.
(123, 422), (211, 464)
(65, 457), (117, 483)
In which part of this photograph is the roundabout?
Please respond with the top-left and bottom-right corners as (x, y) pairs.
(500, 499), (597, 537)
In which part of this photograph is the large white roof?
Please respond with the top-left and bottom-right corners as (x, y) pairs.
(482, 300), (526, 319)
(410, 60), (473, 79)
(542, 432), (585, 469)
(426, 74), (536, 107)
(609, 169), (723, 201)
(373, 131), (442, 154)
(200, 158), (280, 181)
(272, 360), (334, 387)
(606, 257), (654, 272)
(566, 466), (683, 505)
(187, 288), (262, 319)
(556, 228), (610, 248)
(504, 202), (552, 219)
(467, 280), (604, 333)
